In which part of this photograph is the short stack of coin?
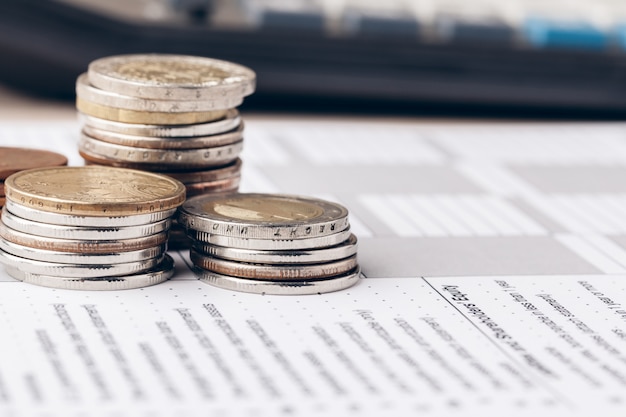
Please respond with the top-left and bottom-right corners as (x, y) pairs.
(0, 166), (186, 290)
(75, 54), (255, 247)
(0, 147), (68, 209)
(178, 193), (361, 295)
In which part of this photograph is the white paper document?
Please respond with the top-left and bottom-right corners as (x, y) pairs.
(1, 119), (626, 416)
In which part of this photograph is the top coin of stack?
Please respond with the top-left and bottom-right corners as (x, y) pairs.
(179, 193), (361, 295)
(75, 54), (256, 248)
(0, 147), (68, 209)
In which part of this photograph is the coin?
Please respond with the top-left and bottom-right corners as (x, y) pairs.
(0, 239), (166, 265)
(76, 73), (243, 112)
(2, 209), (171, 240)
(189, 227), (352, 250)
(0, 249), (163, 278)
(195, 266), (361, 295)
(0, 147), (68, 180)
(82, 123), (243, 150)
(185, 178), (240, 197)
(4, 199), (176, 227)
(0, 222), (168, 253)
(4, 254), (174, 290)
(0, 197), (4, 207)
(79, 134), (242, 168)
(162, 159), (242, 184)
(5, 166), (185, 216)
(179, 193), (350, 240)
(77, 98), (227, 125)
(80, 110), (241, 137)
(88, 54), (255, 101)
(195, 234), (357, 264)
(191, 250), (358, 280)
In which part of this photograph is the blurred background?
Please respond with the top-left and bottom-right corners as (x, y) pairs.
(2, 0), (626, 117)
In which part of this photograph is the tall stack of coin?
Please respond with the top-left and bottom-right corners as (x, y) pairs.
(0, 147), (68, 209)
(178, 193), (361, 295)
(75, 54), (255, 247)
(0, 166), (185, 290)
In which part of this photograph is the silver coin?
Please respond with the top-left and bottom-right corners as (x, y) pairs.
(4, 199), (176, 227)
(1, 209), (171, 240)
(76, 73), (243, 112)
(195, 266), (361, 295)
(190, 250), (358, 280)
(79, 133), (243, 168)
(0, 249), (163, 278)
(79, 110), (241, 137)
(0, 239), (166, 265)
(88, 54), (255, 101)
(195, 234), (357, 264)
(4, 254), (174, 290)
(189, 227), (353, 250)
(179, 193), (350, 240)
(81, 122), (243, 150)
(0, 222), (168, 253)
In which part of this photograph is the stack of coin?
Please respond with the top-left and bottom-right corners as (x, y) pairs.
(75, 54), (255, 247)
(0, 147), (68, 209)
(178, 193), (361, 295)
(0, 166), (186, 290)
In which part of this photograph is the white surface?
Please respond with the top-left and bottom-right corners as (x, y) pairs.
(1, 118), (626, 416)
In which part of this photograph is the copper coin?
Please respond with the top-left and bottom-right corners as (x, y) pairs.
(0, 181), (4, 197)
(190, 249), (358, 281)
(0, 221), (168, 253)
(0, 147), (68, 180)
(0, 196), (4, 207)
(185, 177), (240, 197)
(165, 158), (242, 184)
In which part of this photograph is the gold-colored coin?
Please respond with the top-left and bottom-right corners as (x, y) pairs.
(5, 166), (186, 217)
(76, 98), (227, 125)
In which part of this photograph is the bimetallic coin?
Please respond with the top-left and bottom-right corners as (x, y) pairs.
(0, 147), (68, 179)
(4, 254), (175, 290)
(5, 166), (185, 217)
(76, 74), (243, 112)
(165, 159), (242, 184)
(1, 210), (171, 240)
(195, 234), (357, 264)
(79, 134), (242, 168)
(77, 98), (227, 125)
(179, 193), (350, 240)
(190, 227), (352, 250)
(0, 239), (165, 265)
(79, 110), (240, 138)
(185, 178), (240, 198)
(82, 123), (243, 150)
(195, 266), (361, 295)
(190, 250), (358, 280)
(0, 249), (163, 278)
(0, 222), (168, 253)
(88, 54), (256, 101)
(4, 199), (176, 227)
